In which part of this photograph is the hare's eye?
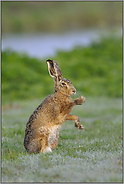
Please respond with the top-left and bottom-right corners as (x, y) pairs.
(62, 82), (66, 86)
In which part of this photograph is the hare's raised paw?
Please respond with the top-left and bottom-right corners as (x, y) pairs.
(75, 96), (85, 105)
(75, 121), (84, 130)
(78, 124), (84, 130)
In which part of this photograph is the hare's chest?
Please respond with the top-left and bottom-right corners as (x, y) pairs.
(48, 125), (60, 145)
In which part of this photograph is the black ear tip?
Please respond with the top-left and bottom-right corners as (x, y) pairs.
(46, 59), (53, 62)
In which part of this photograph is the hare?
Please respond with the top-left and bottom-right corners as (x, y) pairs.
(24, 59), (85, 154)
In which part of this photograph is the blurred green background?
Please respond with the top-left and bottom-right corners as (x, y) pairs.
(1, 1), (123, 104)
(1, 36), (122, 104)
(1, 1), (122, 33)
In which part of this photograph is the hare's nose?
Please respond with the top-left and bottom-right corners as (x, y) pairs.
(72, 89), (76, 94)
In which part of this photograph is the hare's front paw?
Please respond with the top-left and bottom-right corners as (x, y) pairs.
(75, 121), (84, 130)
(75, 96), (85, 105)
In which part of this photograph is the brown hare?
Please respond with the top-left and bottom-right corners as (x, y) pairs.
(24, 59), (85, 153)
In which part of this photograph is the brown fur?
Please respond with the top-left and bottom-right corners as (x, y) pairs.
(24, 59), (85, 153)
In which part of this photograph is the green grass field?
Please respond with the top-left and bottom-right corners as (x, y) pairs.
(2, 97), (122, 182)
(1, 35), (122, 182)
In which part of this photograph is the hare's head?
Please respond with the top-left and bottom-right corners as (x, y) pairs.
(46, 59), (76, 97)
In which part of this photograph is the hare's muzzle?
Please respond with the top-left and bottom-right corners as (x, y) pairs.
(67, 85), (76, 96)
(72, 88), (76, 95)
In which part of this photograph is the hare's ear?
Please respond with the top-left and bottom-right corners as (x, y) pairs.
(46, 59), (62, 81)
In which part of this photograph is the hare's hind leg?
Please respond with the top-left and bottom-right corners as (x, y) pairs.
(24, 130), (42, 153)
(65, 114), (84, 129)
(40, 137), (52, 153)
(51, 131), (59, 150)
(39, 127), (52, 153)
(51, 138), (59, 150)
(26, 138), (42, 153)
(27, 138), (52, 154)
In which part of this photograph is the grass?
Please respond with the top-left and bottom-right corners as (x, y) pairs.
(1, 1), (122, 33)
(1, 97), (122, 182)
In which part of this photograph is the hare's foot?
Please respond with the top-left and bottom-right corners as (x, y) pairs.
(41, 146), (52, 153)
(75, 120), (84, 130)
(74, 96), (85, 105)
